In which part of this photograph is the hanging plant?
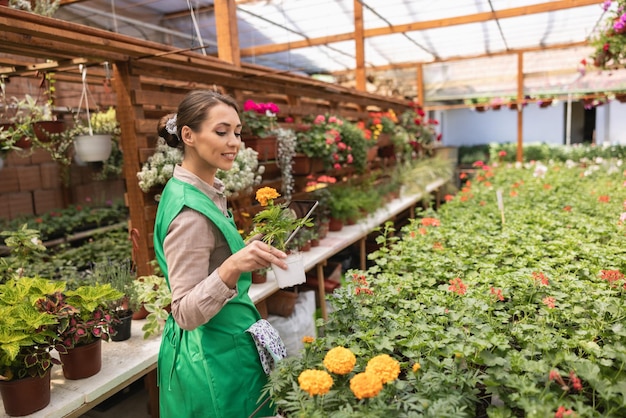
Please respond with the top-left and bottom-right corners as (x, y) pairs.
(274, 127), (297, 201)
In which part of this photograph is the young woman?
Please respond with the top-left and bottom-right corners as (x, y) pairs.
(153, 90), (288, 417)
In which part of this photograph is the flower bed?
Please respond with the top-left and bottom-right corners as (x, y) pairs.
(266, 159), (626, 417)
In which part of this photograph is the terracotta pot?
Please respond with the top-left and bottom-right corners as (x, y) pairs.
(251, 270), (267, 284)
(376, 133), (392, 147)
(60, 338), (102, 380)
(33, 120), (65, 142)
(300, 240), (312, 252)
(0, 369), (51, 416)
(366, 145), (379, 162)
(244, 135), (278, 161)
(328, 217), (343, 232)
(292, 154), (324, 176)
(132, 304), (149, 320)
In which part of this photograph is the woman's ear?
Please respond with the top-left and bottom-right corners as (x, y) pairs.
(181, 126), (194, 147)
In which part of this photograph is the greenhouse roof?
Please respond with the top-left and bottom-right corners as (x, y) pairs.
(18, 0), (626, 101)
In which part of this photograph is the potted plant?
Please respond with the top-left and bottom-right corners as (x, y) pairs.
(294, 114), (346, 172)
(92, 259), (140, 342)
(247, 187), (314, 288)
(71, 106), (119, 162)
(133, 274), (172, 339)
(241, 99), (280, 161)
(326, 185), (360, 230)
(37, 283), (123, 380)
(0, 277), (65, 417)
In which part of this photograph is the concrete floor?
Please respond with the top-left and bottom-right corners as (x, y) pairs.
(80, 379), (151, 418)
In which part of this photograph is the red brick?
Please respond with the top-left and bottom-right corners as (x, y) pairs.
(39, 163), (62, 189)
(8, 192), (34, 219)
(5, 149), (32, 166)
(34, 189), (64, 215)
(30, 148), (54, 164)
(17, 165), (42, 191)
(0, 195), (10, 221)
(0, 167), (20, 193)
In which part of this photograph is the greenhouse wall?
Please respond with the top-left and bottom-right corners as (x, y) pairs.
(596, 103), (626, 146)
(442, 104), (568, 148)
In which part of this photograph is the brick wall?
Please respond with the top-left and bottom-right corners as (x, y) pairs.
(0, 147), (125, 220)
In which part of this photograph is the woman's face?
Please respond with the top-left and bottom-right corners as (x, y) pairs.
(181, 103), (242, 172)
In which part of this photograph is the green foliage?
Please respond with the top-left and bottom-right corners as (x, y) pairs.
(269, 158), (626, 416)
(338, 120), (369, 174)
(133, 275), (172, 339)
(0, 277), (65, 380)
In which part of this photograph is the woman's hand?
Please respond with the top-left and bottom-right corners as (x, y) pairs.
(217, 240), (288, 288)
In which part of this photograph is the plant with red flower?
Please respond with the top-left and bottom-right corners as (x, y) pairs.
(241, 99), (280, 137)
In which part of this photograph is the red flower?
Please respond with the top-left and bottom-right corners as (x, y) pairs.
(569, 371), (583, 392)
(448, 277), (467, 295)
(555, 406), (574, 417)
(600, 269), (624, 285)
(444, 194), (454, 202)
(542, 296), (556, 309)
(598, 195), (610, 203)
(563, 205), (572, 212)
(420, 217), (440, 227)
(498, 150), (507, 157)
(490, 287), (504, 301)
(533, 271), (550, 286)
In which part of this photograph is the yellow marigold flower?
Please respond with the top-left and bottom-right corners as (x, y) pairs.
(255, 187), (280, 207)
(323, 346), (356, 375)
(298, 369), (333, 397)
(412, 363), (421, 373)
(365, 354), (400, 384)
(350, 372), (383, 399)
(302, 336), (315, 344)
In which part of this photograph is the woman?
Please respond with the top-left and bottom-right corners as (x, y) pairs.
(153, 90), (288, 417)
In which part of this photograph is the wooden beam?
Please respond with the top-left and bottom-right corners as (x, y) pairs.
(516, 52), (524, 163)
(240, 0), (599, 57)
(416, 64), (424, 105)
(354, 0), (365, 92)
(214, 0), (241, 66)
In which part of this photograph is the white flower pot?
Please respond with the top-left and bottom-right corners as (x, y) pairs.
(271, 252), (306, 288)
(73, 134), (112, 162)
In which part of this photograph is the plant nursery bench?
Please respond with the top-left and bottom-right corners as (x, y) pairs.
(0, 177), (446, 418)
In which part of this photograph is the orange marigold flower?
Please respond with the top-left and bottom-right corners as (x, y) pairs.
(412, 363), (421, 373)
(323, 346), (356, 375)
(350, 372), (383, 399)
(255, 187), (280, 206)
(543, 184), (552, 190)
(298, 369), (334, 396)
(302, 336), (315, 344)
(365, 354), (400, 384)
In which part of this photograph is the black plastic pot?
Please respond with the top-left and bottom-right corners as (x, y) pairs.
(111, 311), (133, 342)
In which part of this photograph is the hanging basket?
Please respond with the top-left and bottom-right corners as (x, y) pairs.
(33, 120), (65, 143)
(73, 134), (112, 162)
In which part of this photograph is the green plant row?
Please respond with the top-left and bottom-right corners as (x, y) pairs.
(266, 158), (626, 417)
(458, 143), (626, 166)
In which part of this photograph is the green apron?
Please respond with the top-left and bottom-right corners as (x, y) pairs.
(154, 178), (274, 418)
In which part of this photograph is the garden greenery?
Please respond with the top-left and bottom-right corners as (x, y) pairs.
(266, 158), (626, 417)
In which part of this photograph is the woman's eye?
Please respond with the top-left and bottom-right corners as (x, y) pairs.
(216, 131), (227, 136)
(235, 132), (242, 138)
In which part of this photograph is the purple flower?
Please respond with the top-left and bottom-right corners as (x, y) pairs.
(602, 0), (612, 11)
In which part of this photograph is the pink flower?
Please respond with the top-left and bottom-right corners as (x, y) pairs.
(328, 116), (338, 124)
(498, 150), (507, 157)
(333, 163), (341, 169)
(620, 212), (626, 223)
(314, 115), (326, 124)
(346, 154), (353, 164)
(285, 116), (294, 123)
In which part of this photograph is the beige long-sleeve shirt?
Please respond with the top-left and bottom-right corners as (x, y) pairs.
(162, 165), (237, 330)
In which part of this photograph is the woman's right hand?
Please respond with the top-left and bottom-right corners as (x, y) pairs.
(217, 240), (287, 288)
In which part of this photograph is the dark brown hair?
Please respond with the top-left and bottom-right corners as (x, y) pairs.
(157, 89), (240, 148)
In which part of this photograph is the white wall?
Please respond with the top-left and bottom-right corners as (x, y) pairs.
(441, 104), (566, 147)
(596, 101), (626, 146)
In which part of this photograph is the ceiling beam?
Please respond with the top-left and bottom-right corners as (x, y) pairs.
(331, 40), (589, 75)
(240, 0), (600, 57)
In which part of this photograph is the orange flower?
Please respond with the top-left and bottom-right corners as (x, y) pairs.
(255, 187), (280, 206)
(412, 363), (421, 373)
(365, 354), (400, 384)
(323, 346), (356, 375)
(302, 336), (315, 344)
(350, 372), (383, 399)
(298, 369), (333, 396)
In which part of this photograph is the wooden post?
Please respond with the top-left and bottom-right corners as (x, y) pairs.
(113, 62), (153, 277)
(214, 0), (241, 66)
(353, 0), (366, 92)
(516, 52), (524, 163)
